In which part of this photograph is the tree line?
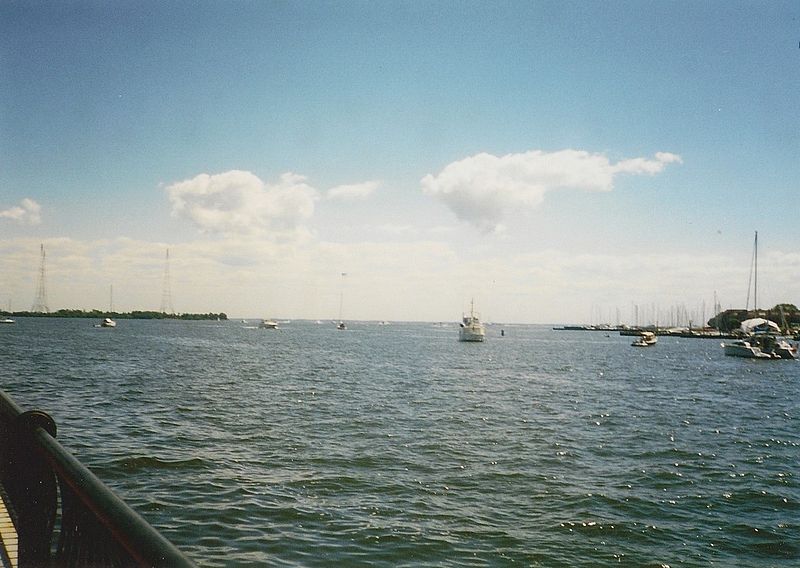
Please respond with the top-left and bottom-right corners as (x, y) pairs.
(708, 303), (799, 331)
(0, 309), (228, 320)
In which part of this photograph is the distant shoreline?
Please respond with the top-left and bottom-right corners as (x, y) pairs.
(0, 309), (227, 321)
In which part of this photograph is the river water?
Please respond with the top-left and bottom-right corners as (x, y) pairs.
(2, 318), (798, 566)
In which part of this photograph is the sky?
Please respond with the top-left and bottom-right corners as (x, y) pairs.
(1, 1), (799, 324)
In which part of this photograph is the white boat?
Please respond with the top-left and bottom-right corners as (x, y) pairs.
(1, 318), (15, 324)
(772, 337), (799, 359)
(336, 272), (347, 331)
(631, 331), (657, 347)
(723, 329), (797, 360)
(258, 319), (278, 329)
(99, 317), (116, 328)
(722, 233), (798, 360)
(459, 300), (486, 342)
(723, 338), (773, 359)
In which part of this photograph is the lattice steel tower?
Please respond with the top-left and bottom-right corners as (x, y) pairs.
(31, 243), (50, 313)
(159, 248), (175, 314)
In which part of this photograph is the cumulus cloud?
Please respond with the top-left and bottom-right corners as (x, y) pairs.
(166, 170), (318, 235)
(421, 150), (682, 231)
(0, 198), (42, 225)
(327, 181), (380, 201)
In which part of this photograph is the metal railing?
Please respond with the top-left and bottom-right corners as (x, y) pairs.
(0, 389), (196, 567)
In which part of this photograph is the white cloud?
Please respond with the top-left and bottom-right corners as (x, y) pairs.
(166, 170), (318, 236)
(421, 150), (682, 231)
(0, 198), (42, 225)
(1, 235), (797, 324)
(326, 181), (380, 201)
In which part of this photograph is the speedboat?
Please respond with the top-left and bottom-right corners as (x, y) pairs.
(459, 300), (485, 342)
(258, 319), (278, 329)
(0, 318), (14, 324)
(99, 317), (116, 328)
(722, 338), (773, 359)
(337, 321), (347, 330)
(770, 337), (798, 359)
(747, 333), (797, 359)
(723, 318), (798, 359)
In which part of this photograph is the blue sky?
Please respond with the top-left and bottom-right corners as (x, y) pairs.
(1, 1), (798, 323)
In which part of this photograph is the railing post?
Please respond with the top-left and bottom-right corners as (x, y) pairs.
(2, 410), (59, 567)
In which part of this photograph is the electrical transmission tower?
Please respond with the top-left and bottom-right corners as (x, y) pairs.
(31, 243), (50, 313)
(159, 248), (175, 314)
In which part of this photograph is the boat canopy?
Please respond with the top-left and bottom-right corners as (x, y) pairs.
(740, 318), (781, 334)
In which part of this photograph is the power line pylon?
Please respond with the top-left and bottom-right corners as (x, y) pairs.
(159, 248), (175, 314)
(31, 243), (50, 313)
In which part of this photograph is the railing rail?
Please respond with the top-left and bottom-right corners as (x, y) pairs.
(0, 389), (196, 567)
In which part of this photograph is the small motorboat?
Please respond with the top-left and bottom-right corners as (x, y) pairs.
(96, 317), (116, 328)
(631, 331), (657, 347)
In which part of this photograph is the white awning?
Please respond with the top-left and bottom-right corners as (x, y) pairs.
(740, 318), (781, 334)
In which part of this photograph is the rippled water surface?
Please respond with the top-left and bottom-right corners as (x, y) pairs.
(2, 319), (798, 566)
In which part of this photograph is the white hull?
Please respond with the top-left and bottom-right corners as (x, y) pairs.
(258, 319), (278, 329)
(631, 332), (657, 347)
(723, 340), (772, 359)
(723, 335), (797, 360)
(459, 325), (485, 342)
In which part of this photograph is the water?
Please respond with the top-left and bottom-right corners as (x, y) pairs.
(2, 319), (798, 566)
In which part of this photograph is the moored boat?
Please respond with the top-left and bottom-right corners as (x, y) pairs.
(722, 320), (798, 360)
(631, 331), (657, 347)
(722, 338), (773, 359)
(721, 233), (798, 360)
(459, 300), (485, 342)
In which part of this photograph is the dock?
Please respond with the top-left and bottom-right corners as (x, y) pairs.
(0, 488), (17, 568)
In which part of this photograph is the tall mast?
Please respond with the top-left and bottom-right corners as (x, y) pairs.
(338, 272), (346, 321)
(753, 231), (758, 312)
(745, 231), (757, 313)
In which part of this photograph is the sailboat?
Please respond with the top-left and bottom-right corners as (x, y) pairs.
(336, 272), (347, 330)
(722, 232), (797, 359)
(97, 285), (117, 327)
(459, 299), (486, 342)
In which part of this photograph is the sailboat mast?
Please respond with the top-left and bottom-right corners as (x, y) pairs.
(753, 231), (758, 312)
(338, 272), (346, 321)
